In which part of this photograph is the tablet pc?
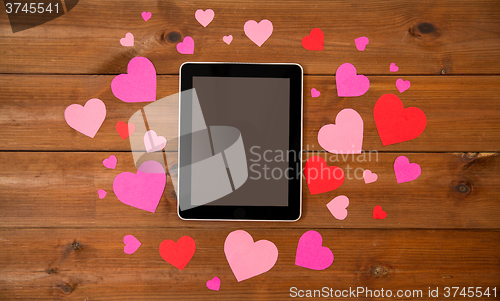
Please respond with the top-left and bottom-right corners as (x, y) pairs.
(178, 63), (303, 221)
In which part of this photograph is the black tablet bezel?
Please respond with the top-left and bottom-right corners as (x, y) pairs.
(178, 62), (302, 221)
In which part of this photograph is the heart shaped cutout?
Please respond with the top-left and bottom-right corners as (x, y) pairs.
(335, 63), (370, 97)
(195, 9), (214, 27)
(103, 155), (117, 169)
(159, 236), (196, 270)
(141, 12), (152, 21)
(64, 98), (106, 138)
(373, 205), (387, 219)
(206, 277), (221, 291)
(326, 195), (349, 220)
(354, 36), (369, 51)
(123, 235), (141, 254)
(302, 28), (324, 51)
(318, 108), (364, 154)
(396, 78), (411, 93)
(244, 19), (273, 47)
(394, 156), (421, 183)
(295, 230), (334, 270)
(120, 32), (134, 47)
(311, 88), (321, 98)
(116, 121), (135, 140)
(111, 57), (156, 103)
(390, 63), (399, 72)
(144, 130), (167, 153)
(177, 36), (194, 54)
(223, 35), (233, 45)
(363, 169), (378, 184)
(97, 189), (107, 199)
(304, 156), (345, 195)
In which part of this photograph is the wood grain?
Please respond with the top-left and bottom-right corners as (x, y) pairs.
(0, 1), (500, 75)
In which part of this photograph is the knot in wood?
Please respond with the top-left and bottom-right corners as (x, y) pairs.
(60, 283), (73, 294)
(418, 22), (435, 34)
(165, 31), (181, 43)
(370, 266), (386, 277)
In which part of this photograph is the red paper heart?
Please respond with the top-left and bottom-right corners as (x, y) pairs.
(373, 205), (387, 219)
(159, 236), (196, 270)
(374, 94), (427, 146)
(304, 156), (345, 195)
(115, 121), (135, 140)
(301, 28), (324, 51)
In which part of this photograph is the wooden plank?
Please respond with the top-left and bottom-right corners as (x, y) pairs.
(0, 1), (500, 75)
(0, 229), (498, 300)
(1, 152), (498, 229)
(1, 75), (499, 152)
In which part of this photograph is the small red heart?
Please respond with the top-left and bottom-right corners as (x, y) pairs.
(374, 94), (427, 146)
(116, 121), (135, 140)
(301, 28), (324, 51)
(304, 156), (345, 195)
(159, 236), (196, 270)
(373, 205), (387, 219)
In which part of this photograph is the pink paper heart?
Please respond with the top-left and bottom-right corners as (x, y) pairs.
(396, 78), (411, 93)
(355, 36), (369, 51)
(103, 155), (117, 169)
(363, 169), (378, 184)
(120, 32), (134, 47)
(326, 195), (349, 220)
(223, 35), (233, 45)
(224, 230), (278, 282)
(111, 57), (156, 103)
(311, 88), (320, 98)
(177, 36), (194, 54)
(113, 161), (166, 213)
(390, 63), (399, 72)
(64, 98), (106, 138)
(244, 19), (273, 47)
(97, 189), (107, 199)
(335, 63), (370, 97)
(141, 11), (152, 21)
(206, 277), (221, 291)
(318, 108), (364, 154)
(195, 9), (214, 27)
(144, 130), (167, 153)
(123, 235), (141, 254)
(295, 230), (334, 270)
(394, 156), (421, 183)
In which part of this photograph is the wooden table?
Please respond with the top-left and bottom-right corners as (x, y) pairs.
(1, 1), (499, 299)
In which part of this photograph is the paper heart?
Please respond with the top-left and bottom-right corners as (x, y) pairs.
(304, 156), (345, 195)
(177, 36), (194, 54)
(123, 235), (141, 254)
(244, 19), (273, 47)
(64, 98), (106, 138)
(116, 121), (135, 140)
(326, 195), (349, 220)
(394, 156), (421, 183)
(224, 230), (278, 282)
(295, 230), (334, 270)
(373, 205), (387, 219)
(206, 277), (221, 291)
(354, 36), (369, 51)
(390, 63), (399, 72)
(396, 78), (411, 93)
(97, 189), (107, 199)
(311, 88), (320, 98)
(111, 57), (156, 103)
(103, 155), (117, 169)
(144, 130), (167, 153)
(223, 35), (233, 45)
(374, 94), (427, 146)
(302, 28), (324, 51)
(195, 9), (214, 27)
(159, 236), (196, 270)
(120, 32), (134, 47)
(141, 11), (152, 21)
(112, 160), (166, 213)
(335, 63), (370, 97)
(318, 108), (363, 154)
(363, 169), (378, 184)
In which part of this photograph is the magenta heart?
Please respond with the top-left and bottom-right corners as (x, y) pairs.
(111, 57), (156, 103)
(326, 195), (349, 220)
(177, 36), (194, 54)
(311, 88), (320, 98)
(390, 63), (399, 72)
(335, 63), (370, 97)
(396, 78), (411, 93)
(112, 161), (166, 212)
(295, 230), (333, 270)
(97, 189), (107, 199)
(123, 235), (141, 254)
(103, 155), (117, 169)
(318, 108), (364, 154)
(354, 36), (369, 51)
(206, 277), (221, 291)
(141, 11), (152, 21)
(394, 156), (421, 183)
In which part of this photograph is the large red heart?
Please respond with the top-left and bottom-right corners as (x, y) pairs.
(304, 156), (345, 195)
(159, 236), (196, 270)
(374, 94), (427, 146)
(301, 28), (324, 51)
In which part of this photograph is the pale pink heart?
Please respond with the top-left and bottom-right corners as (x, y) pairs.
(311, 88), (320, 97)
(244, 19), (273, 47)
(318, 108), (363, 154)
(396, 78), (411, 93)
(113, 160), (166, 213)
(206, 277), (221, 291)
(363, 169), (378, 184)
(144, 130), (167, 153)
(223, 35), (233, 45)
(176, 36), (194, 54)
(394, 156), (421, 183)
(335, 63), (370, 97)
(111, 57), (156, 103)
(354, 36), (369, 51)
(326, 195), (349, 220)
(295, 230), (334, 270)
(97, 189), (107, 199)
(224, 230), (278, 282)
(141, 11), (152, 21)
(390, 63), (399, 72)
(103, 155), (117, 169)
(123, 235), (141, 254)
(195, 9), (214, 27)
(64, 98), (106, 138)
(120, 32), (134, 47)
